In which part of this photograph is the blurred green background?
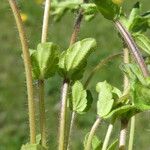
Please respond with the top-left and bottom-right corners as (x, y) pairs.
(0, 0), (150, 149)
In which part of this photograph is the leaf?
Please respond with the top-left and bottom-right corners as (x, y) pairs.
(58, 38), (96, 80)
(104, 105), (139, 121)
(69, 81), (93, 114)
(81, 3), (98, 21)
(21, 144), (46, 150)
(93, 0), (121, 20)
(96, 81), (114, 117)
(107, 139), (118, 150)
(51, 0), (82, 21)
(84, 133), (102, 150)
(134, 33), (150, 55)
(30, 42), (59, 80)
(132, 82), (150, 111)
(120, 2), (150, 33)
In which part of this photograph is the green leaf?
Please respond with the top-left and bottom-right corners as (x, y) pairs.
(134, 33), (150, 55)
(132, 82), (150, 111)
(107, 139), (118, 150)
(51, 0), (82, 21)
(69, 81), (93, 114)
(30, 42), (59, 80)
(104, 105), (139, 121)
(81, 3), (98, 21)
(120, 2), (150, 33)
(84, 133), (102, 150)
(21, 144), (46, 150)
(93, 0), (121, 20)
(59, 38), (96, 80)
(96, 81), (114, 117)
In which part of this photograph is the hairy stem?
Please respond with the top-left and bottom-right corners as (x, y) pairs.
(8, 0), (36, 143)
(67, 111), (77, 150)
(38, 80), (47, 147)
(128, 116), (135, 150)
(115, 20), (149, 78)
(41, 0), (51, 43)
(69, 0), (88, 45)
(85, 117), (101, 150)
(84, 53), (122, 88)
(59, 80), (69, 150)
(65, 0), (88, 149)
(102, 123), (114, 150)
(119, 120), (128, 150)
(38, 0), (51, 147)
(119, 46), (129, 150)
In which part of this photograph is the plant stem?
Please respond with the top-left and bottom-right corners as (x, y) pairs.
(128, 116), (135, 150)
(41, 0), (51, 43)
(38, 80), (47, 147)
(64, 0), (88, 149)
(59, 80), (69, 150)
(119, 120), (128, 150)
(115, 20), (149, 78)
(119, 46), (129, 150)
(69, 0), (88, 45)
(102, 123), (114, 150)
(84, 53), (122, 88)
(85, 117), (101, 150)
(38, 0), (51, 147)
(67, 111), (77, 150)
(8, 0), (36, 143)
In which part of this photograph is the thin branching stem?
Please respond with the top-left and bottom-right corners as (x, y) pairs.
(59, 80), (69, 150)
(38, 80), (47, 147)
(119, 120), (128, 150)
(67, 111), (77, 150)
(119, 47), (129, 150)
(41, 0), (51, 43)
(128, 116), (135, 150)
(85, 117), (101, 150)
(64, 0), (88, 149)
(69, 0), (88, 45)
(8, 0), (36, 143)
(102, 123), (114, 150)
(115, 20), (149, 78)
(84, 53), (122, 88)
(38, 0), (51, 147)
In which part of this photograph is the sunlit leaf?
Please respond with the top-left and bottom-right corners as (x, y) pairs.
(69, 81), (93, 114)
(134, 33), (150, 55)
(30, 42), (59, 80)
(58, 38), (96, 80)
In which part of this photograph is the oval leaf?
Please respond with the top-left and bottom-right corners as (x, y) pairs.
(134, 33), (150, 55)
(59, 38), (96, 80)
(30, 42), (59, 80)
(96, 81), (114, 117)
(70, 81), (93, 114)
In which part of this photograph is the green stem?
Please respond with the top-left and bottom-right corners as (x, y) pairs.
(102, 123), (114, 150)
(84, 53), (122, 88)
(128, 116), (135, 150)
(119, 46), (129, 150)
(85, 117), (101, 150)
(38, 80), (47, 147)
(39, 0), (51, 147)
(58, 80), (69, 150)
(41, 0), (51, 43)
(119, 120), (128, 150)
(115, 20), (149, 78)
(67, 111), (77, 150)
(8, 0), (36, 143)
